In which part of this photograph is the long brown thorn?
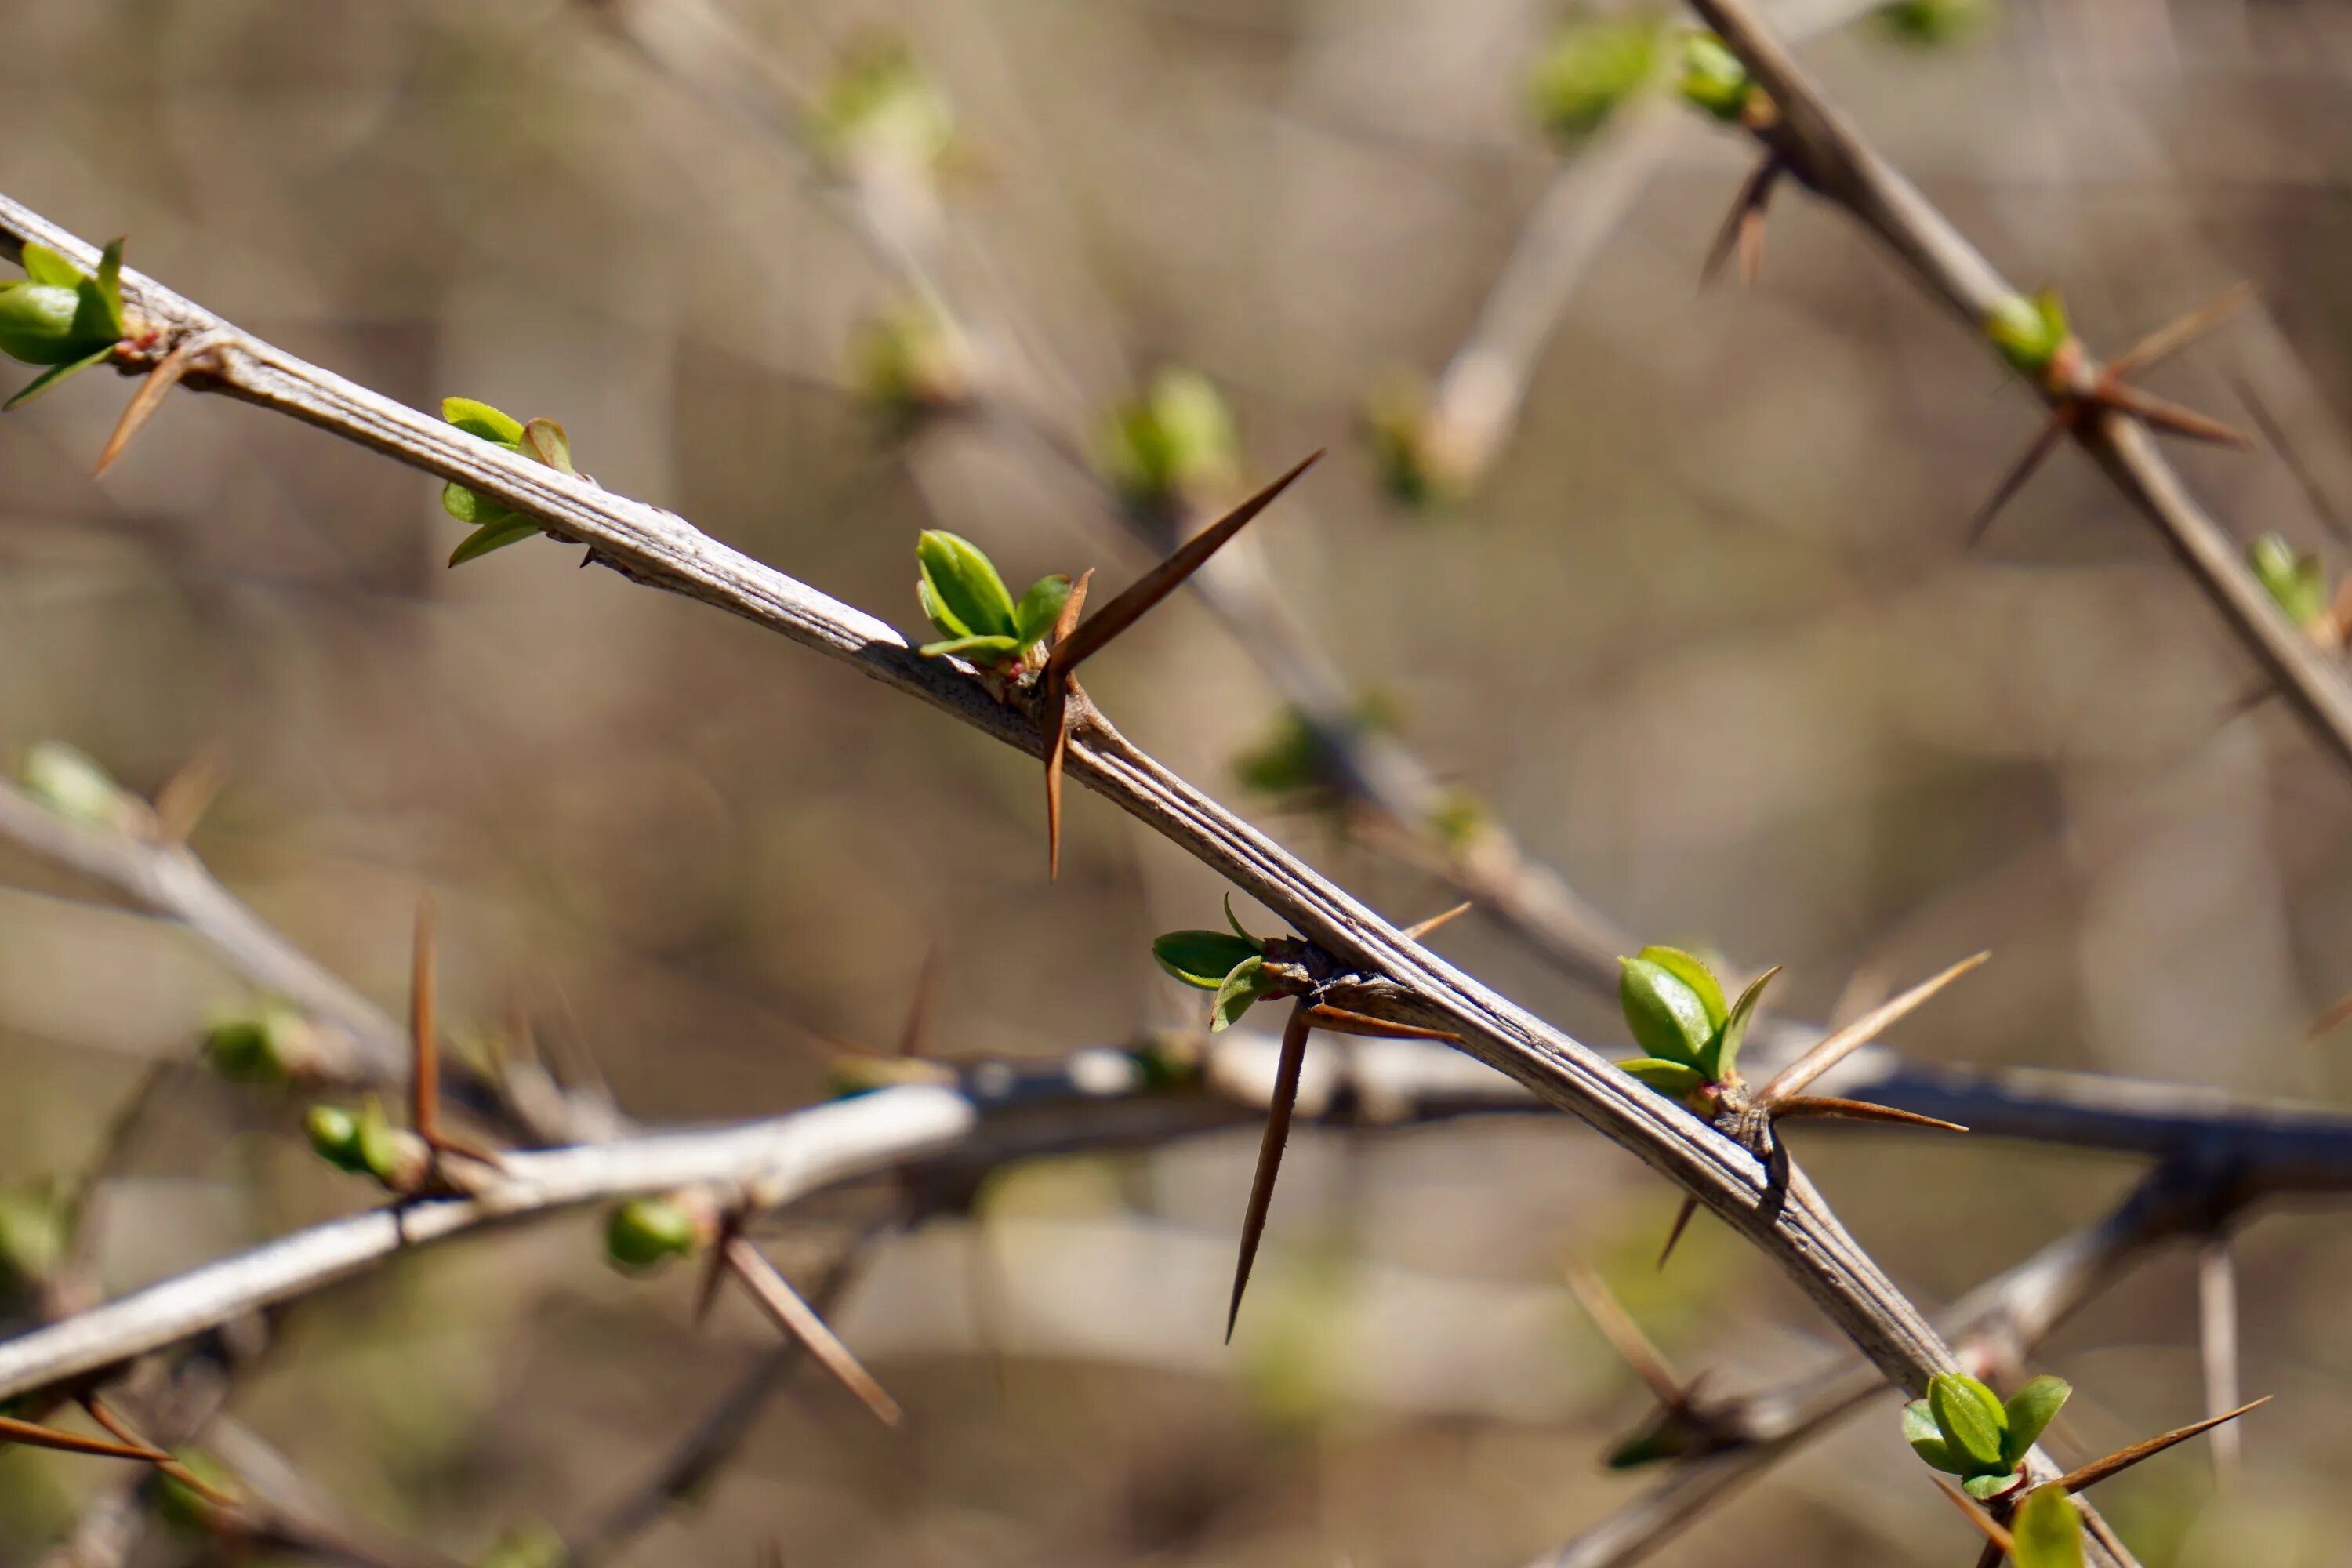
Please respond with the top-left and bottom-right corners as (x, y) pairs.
(1229, 1002), (1312, 1342)
(724, 1236), (903, 1427)
(2051, 1396), (2270, 1496)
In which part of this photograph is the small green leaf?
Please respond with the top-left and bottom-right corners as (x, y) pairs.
(1929, 1372), (2010, 1472)
(520, 416), (575, 474)
(4, 343), (113, 409)
(442, 397), (525, 444)
(20, 739), (132, 826)
(0, 282), (84, 365)
(440, 478), (517, 526)
(916, 633), (1022, 662)
(1988, 290), (2071, 376)
(2011, 1484), (2085, 1568)
(1530, 16), (1661, 141)
(1617, 956), (1715, 1067)
(1903, 1399), (1962, 1474)
(1011, 573), (1073, 648)
(917, 576), (969, 641)
(92, 238), (124, 335)
(916, 530), (1018, 640)
(354, 1100), (410, 1185)
(449, 517), (543, 567)
(2002, 1375), (2072, 1466)
(69, 238), (125, 343)
(305, 1104), (368, 1174)
(1962, 1470), (2024, 1501)
(2249, 534), (2331, 628)
(1223, 893), (1263, 946)
(1152, 929), (1262, 989)
(1679, 31), (1754, 122)
(1635, 946), (1726, 1030)
(1695, 966), (1776, 1084)
(19, 243), (78, 289)
(1617, 1058), (1709, 1099)
(1210, 955), (1275, 1032)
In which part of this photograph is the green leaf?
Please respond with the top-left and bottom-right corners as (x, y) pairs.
(1223, 893), (1263, 946)
(1635, 946), (1726, 1030)
(2001, 1375), (2072, 1466)
(78, 238), (124, 339)
(607, 1196), (699, 1273)
(448, 518), (543, 567)
(443, 397), (524, 444)
(520, 416), (575, 474)
(1210, 955), (1275, 1032)
(916, 530), (1018, 640)
(917, 576), (969, 640)
(1962, 1471), (2024, 1501)
(1695, 966), (1776, 1084)
(0, 282), (84, 365)
(305, 1104), (368, 1174)
(1929, 1373), (2009, 1472)
(19, 243), (78, 289)
(1530, 16), (1661, 141)
(1903, 1399), (1962, 1474)
(916, 633), (1022, 662)
(1012, 573), (1073, 649)
(1152, 929), (1262, 989)
(440, 478), (519, 526)
(2010, 1484), (2085, 1568)
(3, 344), (111, 408)
(1617, 1058), (1708, 1099)
(1617, 956), (1715, 1067)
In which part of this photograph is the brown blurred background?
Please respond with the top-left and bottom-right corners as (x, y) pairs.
(3, 0), (2352, 1563)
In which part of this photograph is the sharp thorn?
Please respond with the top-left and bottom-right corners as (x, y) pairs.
(1562, 1256), (1686, 1407)
(1229, 1004), (1312, 1342)
(895, 944), (941, 1058)
(1657, 1195), (1700, 1272)
(2095, 381), (2249, 448)
(1400, 901), (1472, 942)
(693, 1207), (743, 1325)
(149, 740), (229, 846)
(0, 1412), (170, 1464)
(1700, 158), (1780, 291)
(1932, 1476), (2016, 1554)
(1756, 951), (1988, 1105)
(412, 894), (438, 1145)
(1765, 1096), (1968, 1134)
(2051, 1396), (2271, 1497)
(725, 1237), (903, 1427)
(93, 332), (208, 478)
(1051, 452), (1321, 677)
(1967, 412), (2071, 546)
(2106, 282), (2256, 379)
(1044, 667), (1069, 883)
(1297, 1001), (1459, 1042)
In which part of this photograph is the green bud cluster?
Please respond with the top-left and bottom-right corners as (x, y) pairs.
(848, 303), (971, 430)
(1530, 16), (1664, 142)
(1613, 946), (1769, 1108)
(1986, 290), (2071, 378)
(2249, 532), (2338, 643)
(19, 740), (141, 831)
(604, 1194), (704, 1273)
(1099, 368), (1240, 516)
(437, 397), (575, 567)
(306, 1099), (426, 1191)
(1678, 32), (1760, 124)
(1904, 1370), (2070, 1501)
(808, 37), (958, 178)
(1360, 381), (1471, 511)
(0, 238), (128, 408)
(1152, 898), (1281, 1032)
(913, 530), (1073, 672)
(1231, 691), (1401, 800)
(1426, 787), (1494, 855)
(1875, 0), (1993, 47)
(204, 998), (321, 1083)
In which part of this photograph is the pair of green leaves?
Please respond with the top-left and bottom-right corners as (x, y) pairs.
(916, 531), (1073, 669)
(1152, 899), (1280, 1032)
(1100, 368), (1240, 514)
(1904, 1370), (2071, 1500)
(438, 397), (574, 566)
(1531, 16), (1664, 142)
(1679, 32), (1760, 123)
(0, 239), (126, 408)
(1616, 946), (1769, 1103)
(1987, 290), (2072, 378)
(306, 1099), (423, 1191)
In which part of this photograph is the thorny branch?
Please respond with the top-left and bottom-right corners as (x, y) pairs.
(0, 201), (2099, 1544)
(1686, 0), (2352, 779)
